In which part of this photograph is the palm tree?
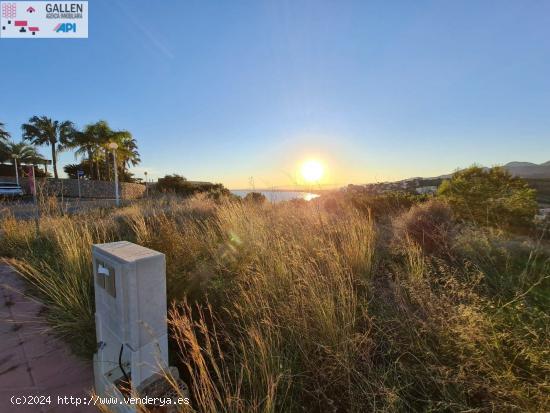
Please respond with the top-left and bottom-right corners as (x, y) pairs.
(0, 141), (8, 164)
(0, 122), (10, 142)
(63, 161), (93, 179)
(3, 141), (45, 164)
(0, 141), (45, 179)
(0, 140), (46, 179)
(66, 121), (114, 180)
(109, 130), (141, 176)
(22, 116), (75, 178)
(66, 125), (103, 179)
(67, 121), (140, 181)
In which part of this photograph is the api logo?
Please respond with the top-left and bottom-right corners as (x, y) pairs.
(54, 23), (77, 33)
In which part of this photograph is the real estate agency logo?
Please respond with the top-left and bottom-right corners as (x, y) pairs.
(2, 2), (40, 35)
(1, 1), (88, 38)
(45, 2), (84, 19)
(54, 22), (76, 33)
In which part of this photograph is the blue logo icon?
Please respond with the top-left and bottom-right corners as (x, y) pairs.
(54, 23), (76, 33)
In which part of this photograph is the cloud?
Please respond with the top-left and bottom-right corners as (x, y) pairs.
(112, 0), (175, 60)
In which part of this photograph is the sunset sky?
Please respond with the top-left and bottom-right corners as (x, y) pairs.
(1, 0), (549, 188)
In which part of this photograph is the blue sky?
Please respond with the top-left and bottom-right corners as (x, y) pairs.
(1, 0), (549, 188)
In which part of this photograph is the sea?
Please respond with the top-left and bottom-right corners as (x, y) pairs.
(231, 190), (319, 202)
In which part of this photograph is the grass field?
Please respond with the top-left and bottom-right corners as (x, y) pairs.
(1, 194), (549, 412)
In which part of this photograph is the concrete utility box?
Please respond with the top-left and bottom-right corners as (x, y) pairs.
(93, 241), (169, 410)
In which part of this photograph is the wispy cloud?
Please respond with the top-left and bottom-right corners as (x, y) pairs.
(112, 0), (175, 60)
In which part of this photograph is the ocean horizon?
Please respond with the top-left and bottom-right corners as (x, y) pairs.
(231, 190), (320, 202)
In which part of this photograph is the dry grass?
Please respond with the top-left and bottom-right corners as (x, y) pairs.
(1, 194), (548, 412)
(393, 199), (454, 254)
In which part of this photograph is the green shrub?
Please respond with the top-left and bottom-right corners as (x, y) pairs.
(156, 174), (231, 198)
(438, 166), (538, 231)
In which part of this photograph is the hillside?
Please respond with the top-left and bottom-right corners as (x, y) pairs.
(369, 161), (550, 206)
(502, 161), (550, 178)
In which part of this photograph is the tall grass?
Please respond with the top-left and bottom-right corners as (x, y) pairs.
(1, 194), (548, 411)
(1, 208), (114, 356)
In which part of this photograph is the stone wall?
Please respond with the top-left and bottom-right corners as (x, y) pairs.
(0, 176), (146, 199)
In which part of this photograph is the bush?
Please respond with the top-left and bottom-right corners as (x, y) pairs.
(438, 166), (538, 231)
(243, 191), (267, 203)
(345, 190), (428, 219)
(453, 226), (550, 307)
(156, 174), (231, 198)
(393, 199), (454, 253)
(156, 174), (192, 193)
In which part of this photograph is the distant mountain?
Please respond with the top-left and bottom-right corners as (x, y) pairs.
(363, 161), (550, 204)
(502, 161), (550, 179)
(366, 161), (550, 189)
(428, 161), (550, 181)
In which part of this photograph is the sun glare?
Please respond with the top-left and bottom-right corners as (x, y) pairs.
(301, 160), (324, 183)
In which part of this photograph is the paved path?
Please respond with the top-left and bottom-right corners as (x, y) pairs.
(0, 265), (97, 412)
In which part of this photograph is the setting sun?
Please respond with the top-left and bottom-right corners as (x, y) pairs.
(301, 160), (324, 182)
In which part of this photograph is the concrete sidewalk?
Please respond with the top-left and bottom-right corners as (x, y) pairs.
(0, 265), (96, 412)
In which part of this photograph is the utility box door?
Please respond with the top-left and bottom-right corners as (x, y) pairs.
(93, 257), (126, 343)
(93, 241), (167, 349)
